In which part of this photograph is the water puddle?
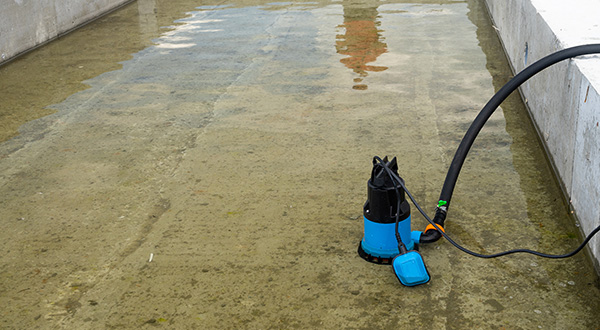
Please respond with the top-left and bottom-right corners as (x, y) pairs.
(0, 0), (598, 328)
(0, 2), (162, 143)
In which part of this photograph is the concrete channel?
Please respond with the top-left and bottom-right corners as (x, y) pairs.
(485, 0), (600, 275)
(0, 0), (599, 328)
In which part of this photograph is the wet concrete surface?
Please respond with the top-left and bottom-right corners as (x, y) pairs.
(1, 0), (599, 329)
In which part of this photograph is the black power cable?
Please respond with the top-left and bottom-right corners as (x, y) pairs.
(374, 156), (600, 259)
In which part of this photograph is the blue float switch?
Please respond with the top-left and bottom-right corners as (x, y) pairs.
(392, 250), (430, 287)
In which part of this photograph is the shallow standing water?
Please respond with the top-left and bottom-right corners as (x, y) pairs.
(1, 0), (599, 329)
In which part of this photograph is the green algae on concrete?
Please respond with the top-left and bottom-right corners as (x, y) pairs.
(0, 0), (598, 329)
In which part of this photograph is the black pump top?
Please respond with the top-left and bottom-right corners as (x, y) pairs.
(364, 156), (410, 224)
(370, 156), (399, 188)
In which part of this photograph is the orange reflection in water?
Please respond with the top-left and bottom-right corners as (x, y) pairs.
(335, 3), (387, 90)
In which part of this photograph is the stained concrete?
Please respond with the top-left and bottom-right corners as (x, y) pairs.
(0, 0), (599, 329)
(0, 0), (132, 65)
(485, 0), (600, 270)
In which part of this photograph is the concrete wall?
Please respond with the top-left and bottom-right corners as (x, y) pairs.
(0, 0), (133, 65)
(484, 0), (600, 267)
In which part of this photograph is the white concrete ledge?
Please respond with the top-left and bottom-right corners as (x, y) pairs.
(485, 0), (600, 269)
(0, 0), (133, 65)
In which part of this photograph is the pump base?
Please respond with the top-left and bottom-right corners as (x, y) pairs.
(357, 241), (419, 265)
(357, 242), (393, 264)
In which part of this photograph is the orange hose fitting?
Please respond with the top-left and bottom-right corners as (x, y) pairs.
(425, 223), (445, 233)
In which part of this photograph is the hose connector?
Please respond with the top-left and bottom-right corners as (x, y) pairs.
(419, 204), (447, 244)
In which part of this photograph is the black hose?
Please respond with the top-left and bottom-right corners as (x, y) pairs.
(425, 44), (600, 243)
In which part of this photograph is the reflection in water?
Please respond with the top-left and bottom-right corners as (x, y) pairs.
(138, 0), (159, 42)
(335, 0), (387, 90)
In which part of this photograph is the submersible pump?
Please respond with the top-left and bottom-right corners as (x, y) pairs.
(357, 44), (600, 287)
(358, 156), (430, 286)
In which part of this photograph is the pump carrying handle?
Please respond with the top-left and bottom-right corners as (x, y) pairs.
(423, 44), (600, 243)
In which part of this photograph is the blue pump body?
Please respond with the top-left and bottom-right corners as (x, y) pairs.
(360, 216), (414, 259)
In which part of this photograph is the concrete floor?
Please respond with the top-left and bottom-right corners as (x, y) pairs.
(0, 0), (599, 329)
